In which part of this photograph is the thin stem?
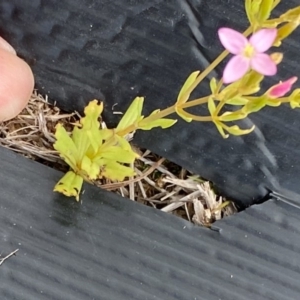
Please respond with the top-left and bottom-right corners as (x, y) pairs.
(276, 97), (289, 103)
(181, 96), (210, 108)
(246, 96), (289, 103)
(176, 111), (212, 122)
(263, 18), (283, 27)
(183, 50), (228, 98)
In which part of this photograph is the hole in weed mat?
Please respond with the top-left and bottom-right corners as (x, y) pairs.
(0, 91), (238, 227)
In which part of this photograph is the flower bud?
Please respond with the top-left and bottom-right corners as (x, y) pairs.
(270, 52), (283, 64)
(267, 76), (297, 98)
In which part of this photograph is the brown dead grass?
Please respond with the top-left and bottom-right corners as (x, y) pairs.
(0, 91), (237, 226)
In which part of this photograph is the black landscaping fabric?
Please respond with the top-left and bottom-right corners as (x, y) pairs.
(1, 1), (300, 299)
(1, 146), (300, 300)
(1, 0), (300, 206)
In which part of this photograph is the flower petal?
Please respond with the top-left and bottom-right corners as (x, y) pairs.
(223, 55), (250, 84)
(249, 28), (277, 52)
(218, 28), (248, 54)
(268, 76), (298, 98)
(251, 53), (277, 76)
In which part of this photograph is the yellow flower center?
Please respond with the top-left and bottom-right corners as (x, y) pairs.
(243, 43), (255, 58)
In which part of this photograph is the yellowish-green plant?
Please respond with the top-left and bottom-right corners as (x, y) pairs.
(54, 0), (300, 200)
(53, 99), (176, 200)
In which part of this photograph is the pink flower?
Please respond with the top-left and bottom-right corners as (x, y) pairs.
(218, 28), (278, 84)
(267, 76), (298, 98)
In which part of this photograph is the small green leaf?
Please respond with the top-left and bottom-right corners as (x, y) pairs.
(289, 88), (300, 99)
(101, 160), (135, 181)
(138, 109), (177, 130)
(258, 0), (274, 23)
(241, 71), (264, 95)
(72, 126), (92, 161)
(209, 77), (218, 94)
(54, 124), (79, 170)
(280, 6), (300, 22)
(219, 111), (247, 122)
(81, 155), (100, 180)
(93, 135), (138, 166)
(289, 88), (300, 108)
(275, 22), (299, 45)
(224, 124), (255, 136)
(177, 71), (200, 104)
(251, 0), (262, 22)
(245, 0), (278, 28)
(138, 118), (177, 130)
(245, 71), (264, 85)
(81, 100), (103, 130)
(208, 96), (217, 116)
(115, 135), (134, 153)
(220, 70), (262, 98)
(101, 128), (114, 140)
(290, 100), (300, 109)
(80, 100), (104, 153)
(226, 96), (249, 105)
(252, 0), (262, 14)
(116, 97), (144, 132)
(242, 98), (266, 113)
(219, 82), (240, 100)
(214, 120), (229, 139)
(98, 146), (137, 164)
(54, 171), (84, 201)
(245, 0), (255, 25)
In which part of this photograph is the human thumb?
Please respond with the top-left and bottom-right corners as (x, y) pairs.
(0, 37), (34, 121)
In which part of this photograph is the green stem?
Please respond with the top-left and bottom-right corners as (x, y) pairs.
(273, 97), (289, 103)
(263, 18), (283, 27)
(176, 111), (212, 122)
(180, 96), (210, 108)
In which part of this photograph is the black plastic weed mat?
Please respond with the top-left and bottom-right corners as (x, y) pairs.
(1, 0), (300, 206)
(1, 146), (300, 300)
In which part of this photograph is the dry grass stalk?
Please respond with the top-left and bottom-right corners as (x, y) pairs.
(0, 249), (19, 266)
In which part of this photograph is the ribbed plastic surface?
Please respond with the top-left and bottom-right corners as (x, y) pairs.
(0, 0), (300, 207)
(1, 147), (300, 300)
